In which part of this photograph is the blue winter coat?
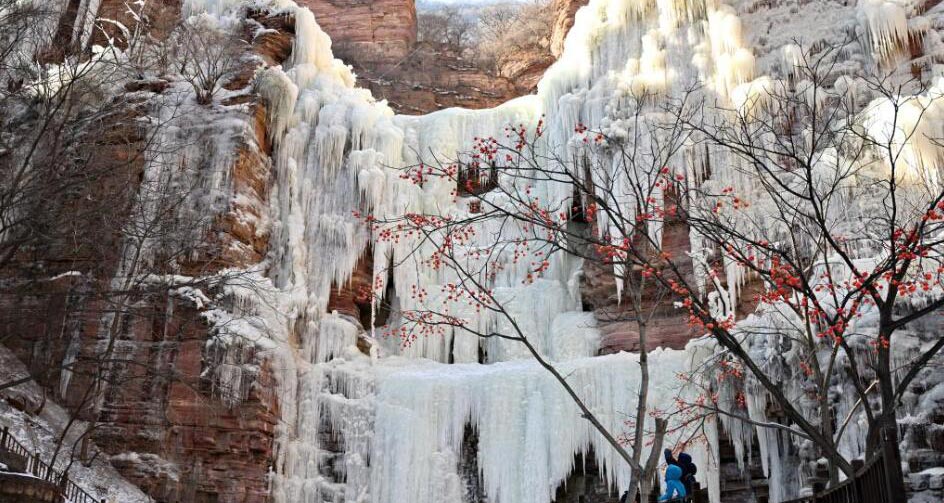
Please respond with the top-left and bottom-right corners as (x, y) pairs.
(659, 464), (687, 501)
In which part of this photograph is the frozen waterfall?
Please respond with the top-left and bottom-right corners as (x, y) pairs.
(178, 0), (944, 501)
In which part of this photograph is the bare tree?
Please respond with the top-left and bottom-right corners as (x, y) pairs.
(361, 93), (706, 500)
(107, 0), (183, 78)
(417, 5), (479, 54)
(475, 1), (553, 73)
(361, 41), (944, 499)
(417, 1), (553, 71)
(662, 44), (944, 495)
(171, 15), (247, 105)
(0, 0), (143, 274)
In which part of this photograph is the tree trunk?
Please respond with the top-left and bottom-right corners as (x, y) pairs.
(879, 412), (905, 497)
(639, 418), (667, 503)
(820, 396), (839, 486)
(876, 328), (906, 499)
(877, 371), (906, 497)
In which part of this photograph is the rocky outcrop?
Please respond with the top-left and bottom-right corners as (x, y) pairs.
(497, 52), (556, 95)
(581, 188), (763, 354)
(581, 208), (701, 353)
(0, 115), (277, 503)
(549, 0), (589, 57)
(295, 0), (507, 114)
(89, 53), (278, 503)
(248, 10), (296, 67)
(8, 287), (280, 503)
(296, 0), (567, 113)
(326, 248), (375, 317)
(90, 298), (279, 503)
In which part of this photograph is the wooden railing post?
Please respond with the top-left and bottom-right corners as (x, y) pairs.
(0, 426), (8, 448)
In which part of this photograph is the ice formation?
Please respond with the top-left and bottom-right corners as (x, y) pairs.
(168, 0), (944, 501)
(370, 351), (697, 503)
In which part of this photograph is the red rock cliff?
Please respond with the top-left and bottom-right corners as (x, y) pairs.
(296, 0), (417, 63)
(0, 5), (288, 503)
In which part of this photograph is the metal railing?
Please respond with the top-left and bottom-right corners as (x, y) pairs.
(1, 426), (105, 503)
(783, 453), (890, 503)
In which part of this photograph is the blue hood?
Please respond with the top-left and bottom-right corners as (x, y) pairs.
(665, 464), (682, 481)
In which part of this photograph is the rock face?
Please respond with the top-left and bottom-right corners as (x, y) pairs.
(90, 44), (279, 503)
(581, 231), (699, 353)
(89, 298), (279, 503)
(581, 188), (763, 354)
(0, 109), (278, 503)
(295, 0), (525, 114)
(580, 190), (701, 353)
(549, 0), (589, 57)
(355, 43), (533, 114)
(296, 0), (417, 63)
(326, 248), (376, 327)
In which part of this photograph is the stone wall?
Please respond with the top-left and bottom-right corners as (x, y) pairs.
(0, 473), (63, 503)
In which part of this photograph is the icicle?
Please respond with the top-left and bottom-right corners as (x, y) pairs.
(780, 44), (804, 75)
(629, 31), (673, 95)
(730, 77), (780, 118)
(862, 86), (944, 189)
(696, 5), (755, 98)
(858, 0), (910, 64)
(311, 311), (360, 364)
(254, 67), (299, 145)
(291, 7), (340, 73)
(58, 328), (83, 399)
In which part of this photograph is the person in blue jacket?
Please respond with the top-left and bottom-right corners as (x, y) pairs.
(659, 464), (687, 501)
(664, 448), (698, 494)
